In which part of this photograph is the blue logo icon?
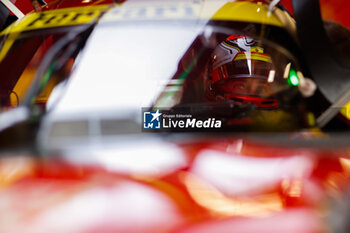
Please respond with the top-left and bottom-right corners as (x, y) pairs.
(143, 110), (162, 129)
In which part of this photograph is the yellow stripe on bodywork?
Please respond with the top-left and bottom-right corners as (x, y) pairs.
(0, 5), (110, 62)
(0, 34), (16, 62)
(211, 1), (282, 27)
(0, 5), (110, 36)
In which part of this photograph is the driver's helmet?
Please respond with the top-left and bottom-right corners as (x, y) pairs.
(206, 35), (295, 109)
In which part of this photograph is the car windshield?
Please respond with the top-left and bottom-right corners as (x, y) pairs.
(36, 18), (314, 142)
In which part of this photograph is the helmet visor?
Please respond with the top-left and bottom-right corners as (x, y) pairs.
(210, 44), (300, 100)
(212, 51), (273, 81)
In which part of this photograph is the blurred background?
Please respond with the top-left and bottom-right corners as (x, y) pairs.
(281, 0), (350, 29)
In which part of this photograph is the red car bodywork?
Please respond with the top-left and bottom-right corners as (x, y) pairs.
(0, 138), (349, 233)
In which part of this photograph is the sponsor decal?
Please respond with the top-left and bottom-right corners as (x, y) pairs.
(100, 1), (282, 26)
(142, 108), (222, 131)
(103, 3), (197, 22)
(0, 5), (110, 35)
